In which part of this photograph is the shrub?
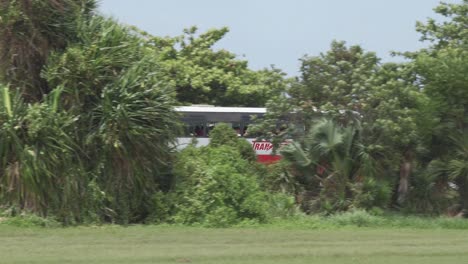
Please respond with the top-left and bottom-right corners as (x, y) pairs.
(267, 192), (298, 218)
(171, 145), (269, 227)
(351, 178), (392, 210)
(209, 123), (238, 147)
(403, 169), (456, 215)
(0, 210), (61, 228)
(146, 191), (174, 224)
(209, 123), (256, 162)
(255, 160), (298, 194)
(328, 209), (384, 227)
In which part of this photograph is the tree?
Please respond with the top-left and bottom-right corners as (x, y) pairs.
(290, 41), (379, 116)
(0, 8), (181, 223)
(171, 144), (269, 227)
(251, 41), (380, 146)
(139, 26), (288, 106)
(413, 0), (467, 133)
(46, 17), (182, 223)
(0, 85), (84, 218)
(361, 63), (430, 205)
(253, 41), (427, 209)
(411, 0), (468, 212)
(280, 118), (390, 213)
(209, 123), (256, 162)
(44, 16), (148, 111)
(0, 0), (96, 101)
(415, 0), (468, 49)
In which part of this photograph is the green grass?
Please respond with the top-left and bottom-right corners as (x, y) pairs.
(1, 225), (468, 263)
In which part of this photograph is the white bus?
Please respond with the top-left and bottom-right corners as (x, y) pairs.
(175, 105), (281, 163)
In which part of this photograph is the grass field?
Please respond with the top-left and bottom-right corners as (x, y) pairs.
(1, 225), (468, 264)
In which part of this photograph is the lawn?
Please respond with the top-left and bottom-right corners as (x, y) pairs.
(1, 225), (468, 264)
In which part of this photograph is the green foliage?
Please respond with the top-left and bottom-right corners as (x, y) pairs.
(412, 132), (468, 213)
(411, 0), (468, 212)
(415, 0), (468, 48)
(0, 207), (61, 228)
(0, 0), (466, 224)
(255, 160), (298, 194)
(86, 57), (180, 223)
(139, 26), (288, 106)
(256, 41), (430, 214)
(0, 0), (97, 101)
(404, 169), (455, 215)
(146, 191), (174, 224)
(44, 16), (148, 110)
(0, 8), (180, 224)
(171, 145), (269, 227)
(82, 179), (108, 224)
(292, 41), (379, 115)
(280, 118), (382, 213)
(209, 123), (239, 147)
(266, 192), (298, 218)
(415, 47), (468, 136)
(0, 213), (61, 228)
(236, 138), (258, 162)
(328, 209), (385, 227)
(0, 85), (86, 221)
(412, 0), (467, 157)
(350, 178), (392, 210)
(209, 123), (256, 161)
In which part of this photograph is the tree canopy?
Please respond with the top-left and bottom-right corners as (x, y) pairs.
(0, 0), (467, 224)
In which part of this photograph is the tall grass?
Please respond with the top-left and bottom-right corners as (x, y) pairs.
(263, 210), (468, 230)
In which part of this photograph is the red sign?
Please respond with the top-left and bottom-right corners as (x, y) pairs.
(251, 141), (281, 163)
(252, 141), (274, 151)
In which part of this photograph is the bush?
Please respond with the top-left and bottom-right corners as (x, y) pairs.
(328, 209), (384, 227)
(267, 193), (298, 218)
(0, 210), (61, 228)
(146, 191), (174, 224)
(403, 170), (456, 215)
(209, 123), (256, 162)
(170, 145), (269, 227)
(209, 123), (238, 147)
(0, 16), (181, 225)
(255, 160), (298, 194)
(351, 178), (392, 210)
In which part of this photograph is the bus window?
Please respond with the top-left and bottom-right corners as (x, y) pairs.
(175, 106), (283, 163)
(194, 125), (205, 137)
(182, 122), (208, 137)
(229, 122), (241, 137)
(242, 124), (248, 137)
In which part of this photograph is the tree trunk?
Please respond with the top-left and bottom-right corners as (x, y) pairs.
(456, 177), (468, 215)
(397, 151), (413, 205)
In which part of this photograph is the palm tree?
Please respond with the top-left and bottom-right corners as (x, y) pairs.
(280, 118), (380, 212)
(427, 130), (468, 213)
(84, 58), (181, 223)
(0, 5), (182, 223)
(0, 0), (96, 101)
(0, 85), (85, 219)
(450, 132), (468, 208)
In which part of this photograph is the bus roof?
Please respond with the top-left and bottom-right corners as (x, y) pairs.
(175, 106), (267, 114)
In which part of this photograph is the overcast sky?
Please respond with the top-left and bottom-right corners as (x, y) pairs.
(99, 0), (460, 75)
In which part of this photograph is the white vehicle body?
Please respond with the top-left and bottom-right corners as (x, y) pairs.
(175, 105), (280, 163)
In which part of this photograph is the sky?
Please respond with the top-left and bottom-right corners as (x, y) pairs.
(99, 0), (460, 76)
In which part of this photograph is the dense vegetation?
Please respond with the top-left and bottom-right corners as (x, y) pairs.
(0, 0), (466, 226)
